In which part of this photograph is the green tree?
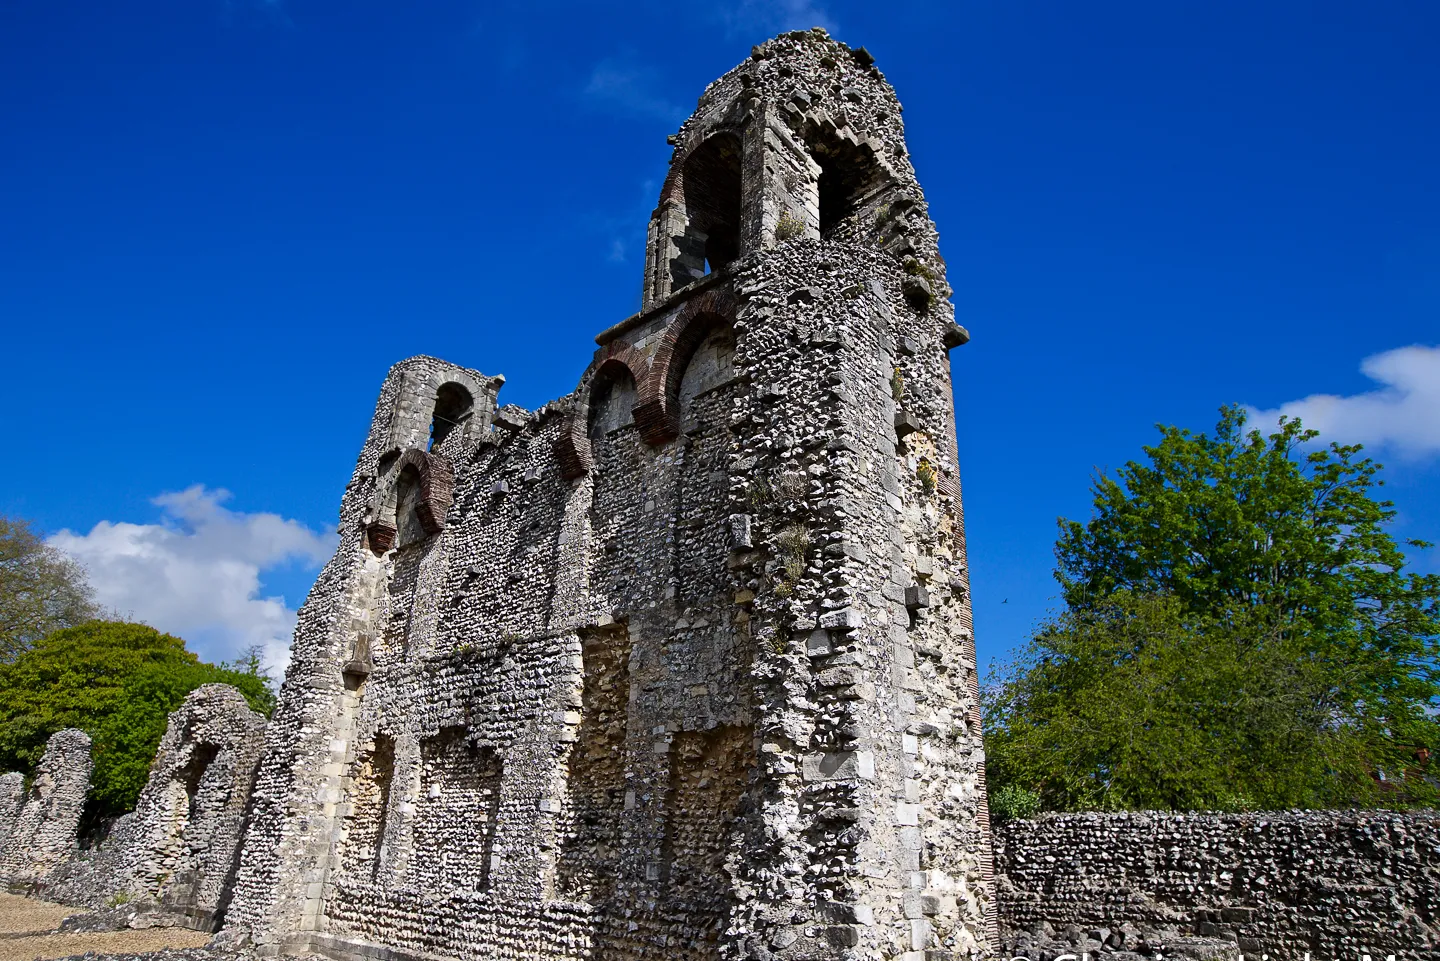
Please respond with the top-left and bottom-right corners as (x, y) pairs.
(0, 515), (99, 660)
(985, 406), (1439, 812)
(0, 621), (276, 821)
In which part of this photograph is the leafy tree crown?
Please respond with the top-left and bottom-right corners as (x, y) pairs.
(0, 620), (277, 823)
(985, 406), (1438, 813)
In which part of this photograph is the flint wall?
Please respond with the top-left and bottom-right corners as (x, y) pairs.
(995, 810), (1440, 961)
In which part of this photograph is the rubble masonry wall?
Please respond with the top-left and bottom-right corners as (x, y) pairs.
(996, 810), (1440, 961)
(0, 728), (92, 884)
(221, 27), (993, 961)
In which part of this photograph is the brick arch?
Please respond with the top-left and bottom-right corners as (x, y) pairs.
(647, 126), (748, 308)
(633, 288), (739, 445)
(365, 448), (455, 554)
(554, 345), (648, 481)
(657, 163), (684, 208)
(588, 350), (646, 403)
(397, 449), (455, 534)
(657, 124), (746, 208)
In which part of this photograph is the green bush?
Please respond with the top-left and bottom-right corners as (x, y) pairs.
(0, 621), (275, 820)
(990, 784), (1042, 824)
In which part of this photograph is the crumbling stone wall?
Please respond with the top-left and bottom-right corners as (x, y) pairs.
(221, 27), (993, 961)
(0, 728), (92, 884)
(996, 811), (1440, 961)
(0, 772), (24, 856)
(105, 684), (267, 928)
(40, 685), (265, 932)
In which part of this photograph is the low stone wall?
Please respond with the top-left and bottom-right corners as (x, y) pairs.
(996, 810), (1440, 961)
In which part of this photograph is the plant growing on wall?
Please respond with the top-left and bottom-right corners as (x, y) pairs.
(901, 256), (935, 283)
(771, 523), (812, 598)
(775, 210), (805, 242)
(775, 470), (808, 500)
(746, 475), (773, 510)
(916, 460), (936, 495)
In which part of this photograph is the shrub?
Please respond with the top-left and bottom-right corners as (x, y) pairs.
(916, 460), (937, 495)
(0, 621), (275, 821)
(774, 524), (811, 586)
(990, 784), (1042, 824)
(775, 210), (806, 242)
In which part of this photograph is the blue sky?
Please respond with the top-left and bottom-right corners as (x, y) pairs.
(3, 0), (1437, 674)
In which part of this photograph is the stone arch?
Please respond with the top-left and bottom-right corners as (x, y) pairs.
(633, 288), (739, 445)
(555, 346), (647, 481)
(680, 132), (743, 276)
(382, 360), (501, 455)
(646, 127), (746, 306)
(801, 121), (889, 240)
(429, 382), (474, 451)
(586, 357), (642, 440)
(365, 448), (455, 554)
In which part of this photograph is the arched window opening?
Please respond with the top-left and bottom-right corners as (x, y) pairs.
(812, 138), (879, 239)
(429, 383), (474, 451)
(672, 134), (742, 288)
(588, 365), (639, 441)
(677, 321), (736, 433)
(177, 743), (219, 823)
(394, 464), (426, 547)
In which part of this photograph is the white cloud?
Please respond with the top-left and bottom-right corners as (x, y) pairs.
(583, 59), (686, 123)
(1247, 344), (1440, 457)
(49, 486), (336, 678)
(718, 0), (836, 37)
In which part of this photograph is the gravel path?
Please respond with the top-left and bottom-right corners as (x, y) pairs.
(0, 894), (210, 961)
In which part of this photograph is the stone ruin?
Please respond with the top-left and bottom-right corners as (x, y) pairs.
(103, 683), (268, 927)
(996, 811), (1439, 961)
(3, 30), (996, 960)
(4, 27), (1432, 961)
(0, 728), (93, 883)
(2, 685), (267, 931)
(221, 27), (993, 961)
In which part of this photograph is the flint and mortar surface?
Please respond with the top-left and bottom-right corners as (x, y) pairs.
(996, 811), (1439, 961)
(39, 685), (269, 931)
(0, 730), (92, 884)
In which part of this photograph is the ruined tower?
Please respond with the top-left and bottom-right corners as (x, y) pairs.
(223, 28), (993, 961)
